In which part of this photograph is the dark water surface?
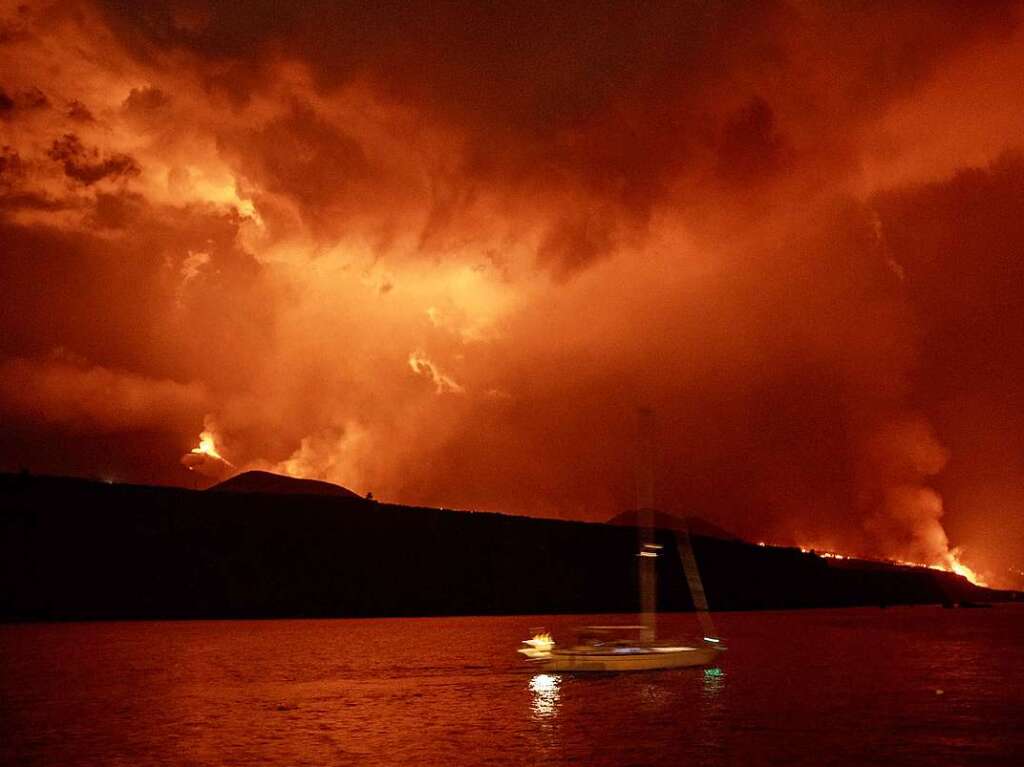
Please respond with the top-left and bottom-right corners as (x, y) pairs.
(2, 607), (1022, 766)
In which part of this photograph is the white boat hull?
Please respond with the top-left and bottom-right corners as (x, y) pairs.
(534, 645), (721, 672)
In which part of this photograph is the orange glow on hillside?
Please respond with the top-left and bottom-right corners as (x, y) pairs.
(941, 550), (987, 587)
(796, 543), (988, 587)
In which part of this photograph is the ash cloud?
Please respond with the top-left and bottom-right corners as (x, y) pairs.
(2, 0), (1024, 585)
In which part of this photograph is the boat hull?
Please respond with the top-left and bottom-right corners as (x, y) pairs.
(536, 645), (721, 672)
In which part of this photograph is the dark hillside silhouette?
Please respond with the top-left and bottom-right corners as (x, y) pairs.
(210, 470), (361, 498)
(0, 473), (1016, 622)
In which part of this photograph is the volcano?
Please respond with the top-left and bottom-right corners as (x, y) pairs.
(209, 470), (361, 499)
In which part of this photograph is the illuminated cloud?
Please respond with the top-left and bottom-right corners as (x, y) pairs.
(408, 351), (464, 395)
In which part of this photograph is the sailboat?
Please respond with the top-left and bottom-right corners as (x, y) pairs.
(518, 409), (724, 672)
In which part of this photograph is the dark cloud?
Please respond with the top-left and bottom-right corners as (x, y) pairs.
(47, 133), (140, 185)
(89, 1), (1022, 288)
(0, 86), (49, 115)
(0, 353), (208, 433)
(0, 145), (70, 211)
(88, 190), (145, 229)
(0, 145), (22, 190)
(0, 192), (71, 212)
(0, 199), (272, 384)
(66, 99), (94, 122)
(0, 2), (31, 45)
(536, 213), (618, 278)
(122, 85), (170, 113)
(717, 97), (791, 184)
(16, 85), (48, 109)
(221, 101), (372, 234)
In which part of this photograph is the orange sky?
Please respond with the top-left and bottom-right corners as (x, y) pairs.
(2, 0), (1023, 587)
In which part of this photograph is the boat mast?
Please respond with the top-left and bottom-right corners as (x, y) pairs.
(636, 407), (658, 643)
(675, 524), (719, 641)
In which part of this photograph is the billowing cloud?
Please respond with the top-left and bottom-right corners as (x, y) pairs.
(1, 0), (1023, 586)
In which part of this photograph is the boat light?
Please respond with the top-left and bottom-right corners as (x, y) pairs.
(703, 637), (721, 643)
(524, 632), (554, 653)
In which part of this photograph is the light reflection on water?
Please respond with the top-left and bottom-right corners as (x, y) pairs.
(529, 673), (561, 718)
(703, 666), (726, 696)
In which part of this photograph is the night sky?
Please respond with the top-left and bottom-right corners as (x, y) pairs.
(2, 1), (1023, 587)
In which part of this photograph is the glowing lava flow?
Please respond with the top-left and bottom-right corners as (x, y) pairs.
(941, 550), (986, 587)
(795, 545), (988, 587)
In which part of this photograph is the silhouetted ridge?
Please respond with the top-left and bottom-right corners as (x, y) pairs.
(1, 472), (1017, 622)
(608, 509), (740, 541)
(210, 470), (360, 499)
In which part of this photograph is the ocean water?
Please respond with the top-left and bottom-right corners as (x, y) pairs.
(2, 606), (1022, 766)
